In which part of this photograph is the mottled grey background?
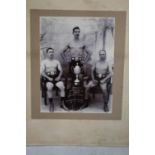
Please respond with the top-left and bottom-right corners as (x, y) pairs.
(40, 17), (115, 66)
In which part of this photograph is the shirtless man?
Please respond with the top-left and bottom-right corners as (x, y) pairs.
(62, 27), (93, 106)
(61, 26), (90, 64)
(40, 48), (66, 112)
(85, 50), (113, 112)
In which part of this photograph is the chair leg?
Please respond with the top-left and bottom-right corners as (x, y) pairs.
(44, 95), (47, 106)
(93, 92), (95, 99)
(42, 89), (47, 105)
(41, 79), (48, 105)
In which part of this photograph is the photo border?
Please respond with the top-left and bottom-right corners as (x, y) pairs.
(30, 10), (126, 119)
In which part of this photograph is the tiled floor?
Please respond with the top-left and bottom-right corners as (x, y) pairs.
(27, 146), (129, 155)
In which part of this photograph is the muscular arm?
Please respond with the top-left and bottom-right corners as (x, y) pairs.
(55, 61), (63, 81)
(61, 44), (71, 62)
(82, 46), (91, 63)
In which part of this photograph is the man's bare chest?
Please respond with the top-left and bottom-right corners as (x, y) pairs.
(44, 61), (58, 70)
(96, 62), (108, 73)
(69, 41), (84, 50)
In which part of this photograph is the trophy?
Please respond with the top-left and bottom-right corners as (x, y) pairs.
(73, 62), (81, 86)
(70, 57), (83, 86)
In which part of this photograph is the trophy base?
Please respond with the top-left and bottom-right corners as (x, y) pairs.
(64, 85), (85, 111)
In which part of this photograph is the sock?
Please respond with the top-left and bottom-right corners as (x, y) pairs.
(60, 97), (65, 107)
(49, 98), (53, 103)
(49, 98), (54, 112)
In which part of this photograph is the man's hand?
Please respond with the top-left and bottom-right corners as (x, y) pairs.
(100, 79), (106, 84)
(100, 78), (110, 84)
(55, 77), (60, 81)
(48, 77), (53, 82)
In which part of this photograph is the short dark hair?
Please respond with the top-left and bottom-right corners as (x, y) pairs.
(73, 26), (80, 32)
(46, 47), (54, 53)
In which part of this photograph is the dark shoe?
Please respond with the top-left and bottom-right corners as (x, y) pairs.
(104, 104), (109, 112)
(61, 101), (69, 111)
(80, 99), (89, 110)
(49, 98), (54, 112)
(49, 102), (54, 112)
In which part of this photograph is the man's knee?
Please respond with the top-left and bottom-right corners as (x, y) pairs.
(46, 82), (54, 90)
(56, 81), (65, 90)
(100, 84), (107, 92)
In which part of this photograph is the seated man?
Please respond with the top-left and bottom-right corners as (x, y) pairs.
(85, 50), (113, 112)
(40, 47), (66, 112)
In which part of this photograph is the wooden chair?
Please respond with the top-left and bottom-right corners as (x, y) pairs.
(40, 76), (64, 109)
(89, 78), (112, 100)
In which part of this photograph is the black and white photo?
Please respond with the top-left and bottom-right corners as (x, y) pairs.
(40, 16), (115, 113)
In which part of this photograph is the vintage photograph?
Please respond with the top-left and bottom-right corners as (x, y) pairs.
(40, 16), (115, 113)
